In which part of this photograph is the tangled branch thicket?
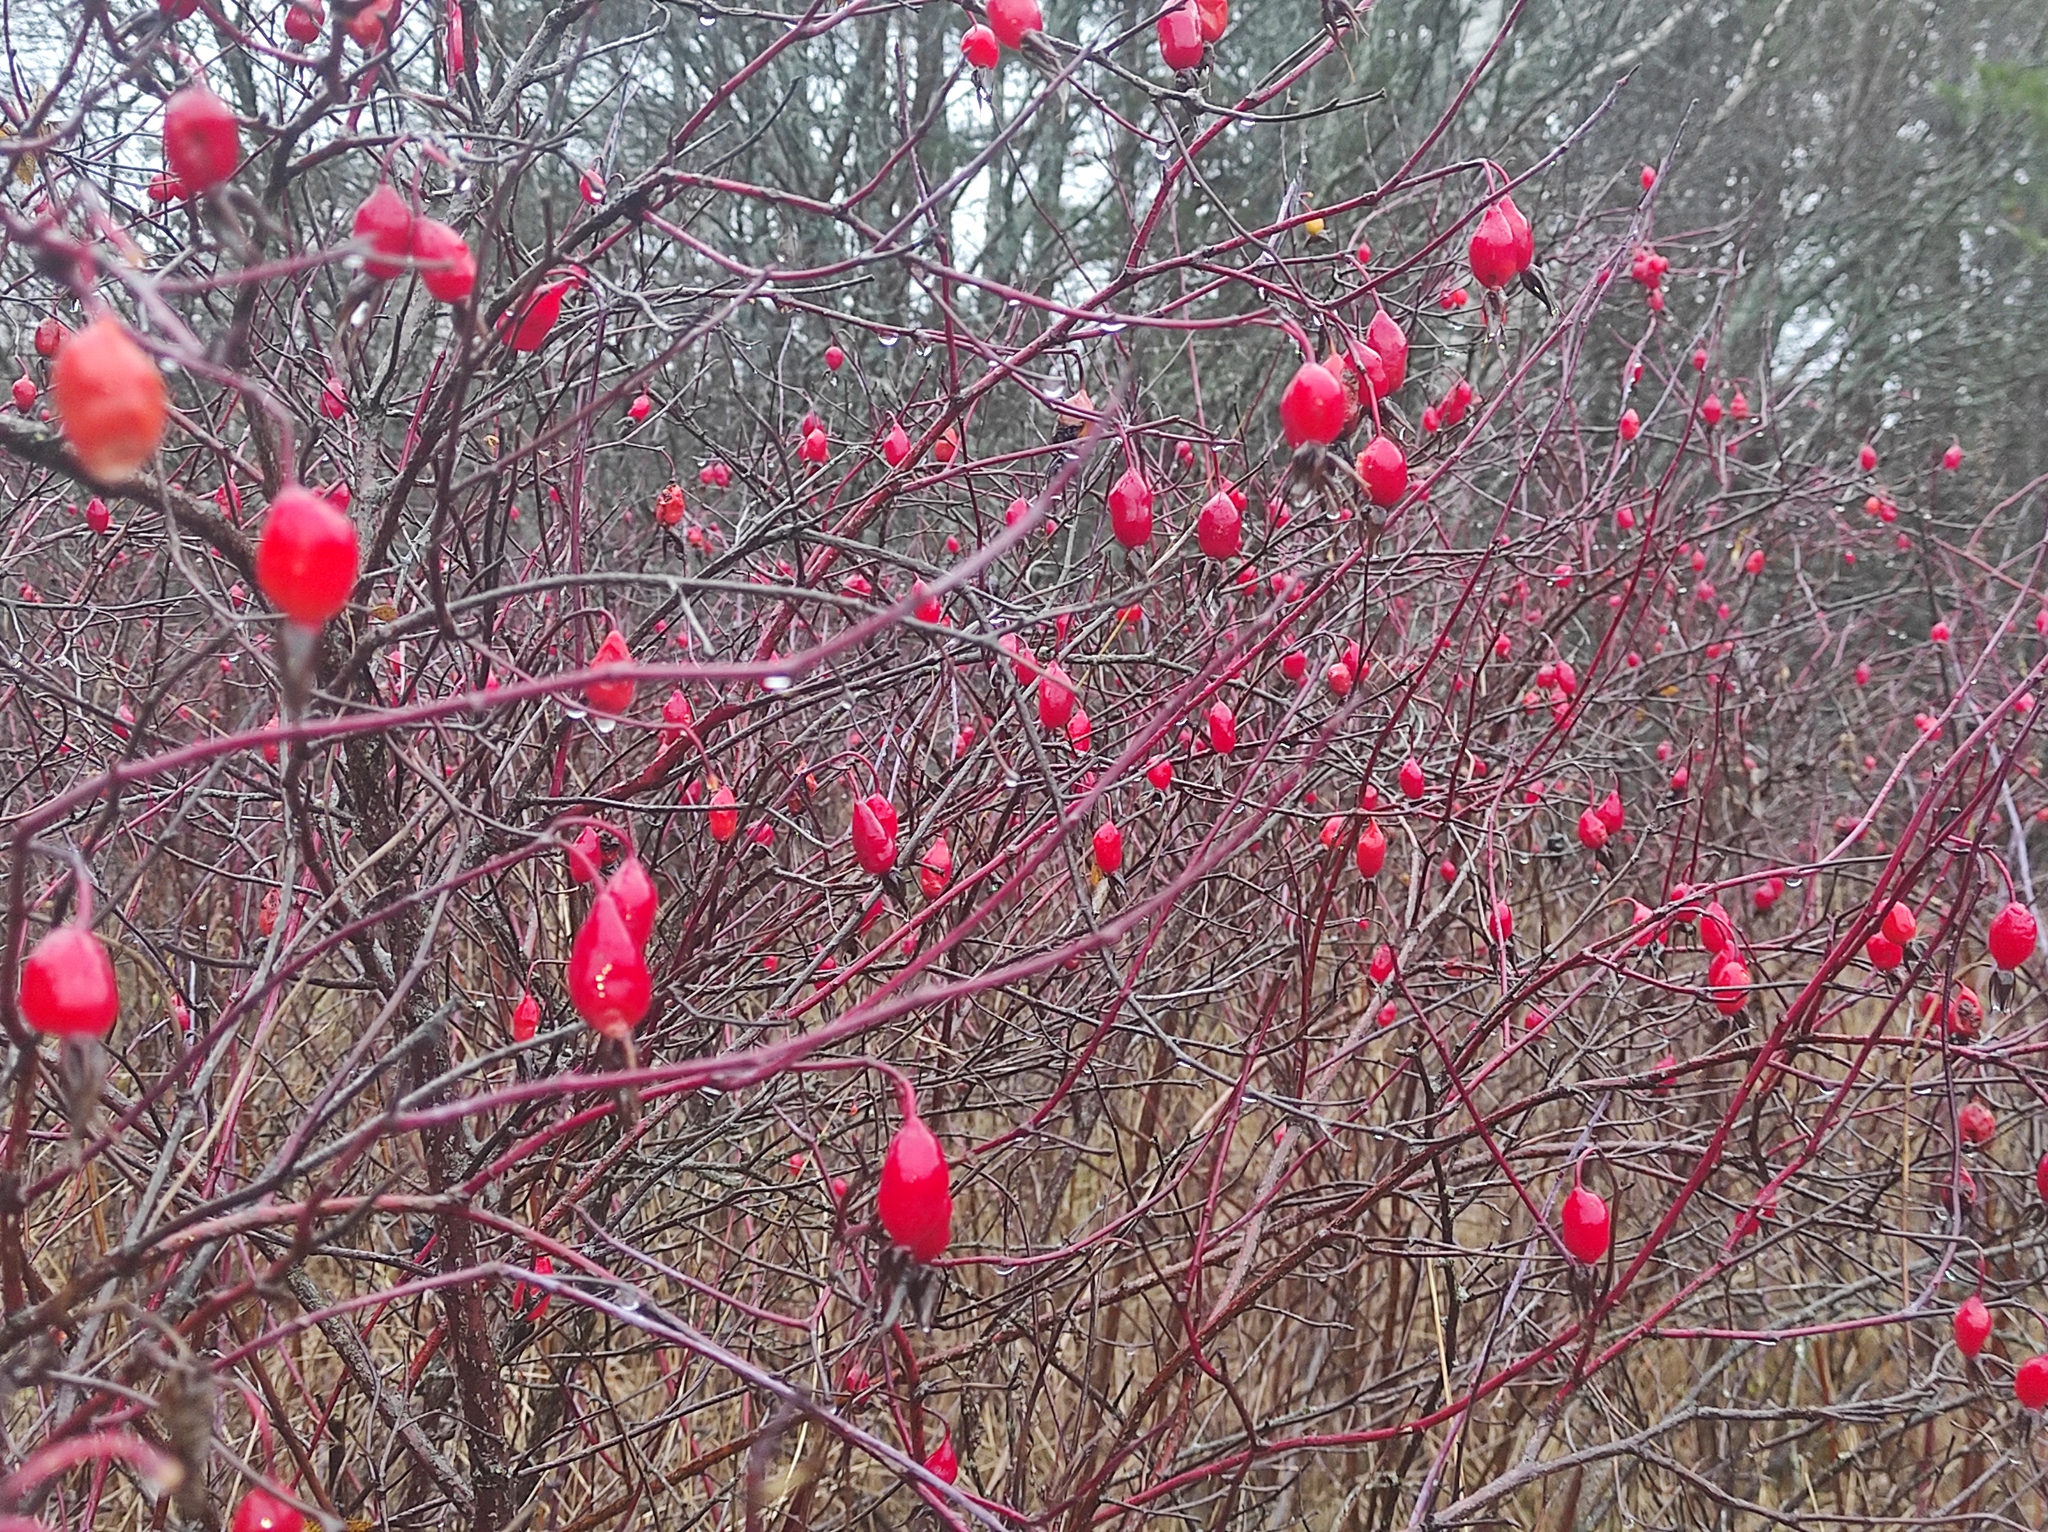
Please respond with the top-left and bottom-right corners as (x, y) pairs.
(4, 0), (2048, 1528)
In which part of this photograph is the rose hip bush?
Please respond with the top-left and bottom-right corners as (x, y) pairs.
(1, 0), (2047, 1528)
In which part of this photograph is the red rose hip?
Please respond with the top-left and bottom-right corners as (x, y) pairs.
(230, 1489), (305, 1532)
(1156, 1), (1203, 69)
(1278, 362), (1346, 447)
(256, 486), (360, 626)
(986, 0), (1040, 48)
(163, 85), (240, 191)
(1092, 819), (1124, 876)
(567, 891), (652, 1039)
(19, 925), (121, 1039)
(1953, 1295), (1992, 1359)
(606, 856), (657, 947)
(353, 183), (415, 279)
(2018, 1355), (2048, 1411)
(409, 218), (476, 302)
(1989, 901), (2037, 971)
(1560, 1184), (1609, 1264)
(1355, 819), (1386, 877)
(851, 795), (899, 875)
(1357, 436), (1407, 507)
(961, 23), (998, 66)
(1107, 467), (1154, 548)
(878, 1112), (953, 1261)
(52, 317), (169, 482)
(1196, 491), (1241, 559)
